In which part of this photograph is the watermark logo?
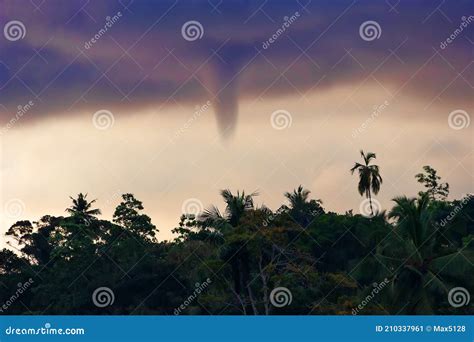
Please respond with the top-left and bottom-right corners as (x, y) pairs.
(84, 12), (123, 50)
(359, 21), (381, 41)
(181, 21), (204, 41)
(262, 11), (300, 50)
(0, 278), (34, 313)
(3, 199), (26, 219)
(352, 100), (389, 139)
(352, 278), (389, 315)
(440, 16), (474, 50)
(92, 287), (115, 308)
(5, 323), (85, 335)
(270, 109), (292, 130)
(269, 287), (292, 307)
(92, 110), (115, 130)
(448, 287), (470, 308)
(439, 194), (472, 227)
(0, 100), (35, 136)
(174, 278), (212, 315)
(448, 110), (470, 130)
(171, 100), (211, 143)
(181, 198), (204, 217)
(4, 20), (26, 41)
(359, 198), (381, 218)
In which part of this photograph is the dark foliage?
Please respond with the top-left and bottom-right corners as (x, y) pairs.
(1, 180), (472, 315)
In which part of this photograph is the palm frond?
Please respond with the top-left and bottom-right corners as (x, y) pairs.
(365, 152), (376, 164)
(350, 162), (363, 174)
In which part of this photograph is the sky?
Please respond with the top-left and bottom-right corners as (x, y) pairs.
(0, 0), (473, 243)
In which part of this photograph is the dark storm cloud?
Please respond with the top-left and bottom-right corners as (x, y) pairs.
(0, 0), (472, 135)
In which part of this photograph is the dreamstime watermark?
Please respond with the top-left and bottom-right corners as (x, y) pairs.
(181, 198), (204, 218)
(84, 12), (123, 50)
(352, 278), (389, 315)
(269, 287), (292, 307)
(262, 11), (301, 50)
(270, 109), (292, 130)
(440, 16), (474, 50)
(359, 198), (381, 218)
(0, 100), (35, 136)
(92, 287), (115, 308)
(448, 287), (470, 308)
(359, 21), (382, 41)
(181, 21), (204, 41)
(352, 100), (389, 139)
(174, 278), (212, 315)
(3, 20), (26, 41)
(171, 101), (211, 143)
(5, 323), (85, 336)
(3, 198), (26, 219)
(439, 194), (473, 228)
(92, 109), (115, 130)
(448, 109), (470, 130)
(262, 211), (278, 227)
(0, 278), (34, 313)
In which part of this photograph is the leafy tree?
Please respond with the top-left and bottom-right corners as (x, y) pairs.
(5, 217), (59, 265)
(113, 194), (157, 241)
(280, 185), (324, 227)
(0, 184), (472, 315)
(415, 165), (449, 200)
(377, 194), (473, 314)
(0, 249), (24, 274)
(350, 150), (383, 216)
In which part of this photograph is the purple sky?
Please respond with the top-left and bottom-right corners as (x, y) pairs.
(0, 0), (473, 241)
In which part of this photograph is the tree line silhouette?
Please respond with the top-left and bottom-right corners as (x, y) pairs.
(0, 151), (472, 314)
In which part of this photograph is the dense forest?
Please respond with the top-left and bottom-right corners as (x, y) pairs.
(1, 152), (473, 315)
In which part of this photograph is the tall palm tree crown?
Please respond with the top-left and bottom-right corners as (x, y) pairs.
(283, 185), (324, 227)
(284, 186), (311, 209)
(200, 189), (258, 228)
(350, 150), (383, 216)
(66, 193), (101, 218)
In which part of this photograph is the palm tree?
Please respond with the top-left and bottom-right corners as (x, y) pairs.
(66, 193), (101, 220)
(199, 189), (258, 313)
(283, 185), (324, 227)
(377, 194), (473, 313)
(350, 150), (383, 216)
(285, 185), (311, 209)
(200, 189), (258, 229)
